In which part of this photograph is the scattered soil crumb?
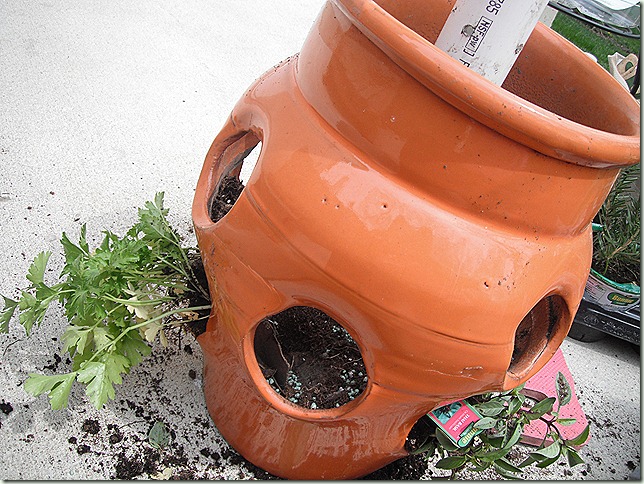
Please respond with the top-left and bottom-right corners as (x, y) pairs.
(0, 400), (13, 415)
(77, 444), (91, 455)
(82, 418), (100, 435)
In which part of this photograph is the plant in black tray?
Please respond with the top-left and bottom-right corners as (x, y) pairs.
(586, 163), (640, 311)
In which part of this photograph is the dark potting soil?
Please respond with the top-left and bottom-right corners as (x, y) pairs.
(209, 175), (245, 223)
(182, 254), (211, 338)
(255, 306), (368, 410)
(592, 260), (640, 287)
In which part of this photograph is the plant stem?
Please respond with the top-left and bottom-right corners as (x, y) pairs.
(78, 304), (212, 368)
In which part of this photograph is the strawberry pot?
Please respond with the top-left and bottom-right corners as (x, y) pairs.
(192, 0), (640, 479)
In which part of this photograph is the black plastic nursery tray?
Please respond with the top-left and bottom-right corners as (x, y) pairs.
(570, 297), (640, 345)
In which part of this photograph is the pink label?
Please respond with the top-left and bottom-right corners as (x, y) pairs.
(429, 400), (483, 447)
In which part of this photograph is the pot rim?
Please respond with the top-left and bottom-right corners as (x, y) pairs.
(332, 0), (640, 168)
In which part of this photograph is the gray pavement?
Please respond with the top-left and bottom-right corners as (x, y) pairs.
(0, 0), (640, 480)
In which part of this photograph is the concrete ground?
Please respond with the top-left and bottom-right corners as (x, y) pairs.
(0, 0), (640, 480)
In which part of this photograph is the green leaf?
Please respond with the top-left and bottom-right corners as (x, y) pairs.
(565, 423), (590, 447)
(77, 353), (129, 409)
(47, 373), (76, 409)
(435, 428), (459, 451)
(18, 291), (50, 335)
(62, 325), (93, 356)
(483, 434), (506, 449)
(61, 232), (87, 269)
(148, 421), (171, 450)
(24, 372), (77, 410)
(493, 460), (522, 479)
(527, 397), (556, 419)
(0, 296), (19, 333)
(436, 455), (467, 470)
(474, 417), (497, 430)
(564, 446), (585, 467)
(495, 457), (524, 474)
(556, 417), (577, 426)
(475, 399), (506, 417)
(534, 441), (561, 460)
(536, 455), (560, 468)
(78, 223), (90, 254)
(154, 192), (165, 211)
(26, 251), (52, 286)
(519, 453), (540, 468)
(510, 383), (525, 396)
(504, 423), (523, 450)
(117, 331), (152, 368)
(556, 372), (572, 407)
(507, 396), (523, 416)
(92, 326), (115, 350)
(476, 446), (511, 462)
(410, 436), (436, 456)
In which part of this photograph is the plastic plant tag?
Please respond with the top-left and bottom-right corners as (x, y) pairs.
(428, 400), (484, 447)
(584, 269), (640, 312)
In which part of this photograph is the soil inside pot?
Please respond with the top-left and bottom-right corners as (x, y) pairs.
(209, 175), (245, 224)
(255, 306), (368, 409)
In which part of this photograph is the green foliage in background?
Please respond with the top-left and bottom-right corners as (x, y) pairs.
(593, 164), (641, 283)
(551, 12), (640, 73)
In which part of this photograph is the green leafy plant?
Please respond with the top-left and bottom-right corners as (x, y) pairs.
(0, 193), (211, 410)
(412, 372), (590, 479)
(592, 163), (640, 284)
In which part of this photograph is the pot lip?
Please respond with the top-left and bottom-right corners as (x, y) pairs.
(589, 268), (641, 295)
(332, 0), (640, 169)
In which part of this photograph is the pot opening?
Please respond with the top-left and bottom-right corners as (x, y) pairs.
(208, 133), (262, 223)
(252, 306), (368, 410)
(508, 294), (568, 377)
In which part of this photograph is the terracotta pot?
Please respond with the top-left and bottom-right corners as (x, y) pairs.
(192, 0), (640, 479)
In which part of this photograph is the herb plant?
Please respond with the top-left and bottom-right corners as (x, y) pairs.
(412, 372), (590, 479)
(0, 193), (211, 410)
(592, 163), (641, 284)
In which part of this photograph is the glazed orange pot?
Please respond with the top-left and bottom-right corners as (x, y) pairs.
(192, 0), (640, 479)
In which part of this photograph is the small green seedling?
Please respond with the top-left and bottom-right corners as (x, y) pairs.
(148, 421), (171, 450)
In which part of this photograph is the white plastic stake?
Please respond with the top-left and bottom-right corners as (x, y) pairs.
(435, 0), (551, 85)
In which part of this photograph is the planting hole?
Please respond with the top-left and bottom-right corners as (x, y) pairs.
(508, 295), (568, 377)
(253, 306), (367, 410)
(209, 134), (261, 223)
